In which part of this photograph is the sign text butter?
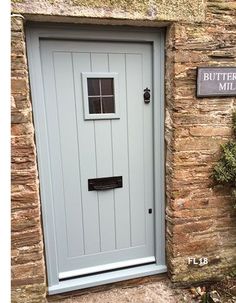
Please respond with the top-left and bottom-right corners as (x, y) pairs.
(197, 67), (236, 97)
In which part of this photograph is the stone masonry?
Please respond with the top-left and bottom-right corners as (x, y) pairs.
(11, 16), (46, 303)
(165, 1), (236, 283)
(11, 0), (236, 301)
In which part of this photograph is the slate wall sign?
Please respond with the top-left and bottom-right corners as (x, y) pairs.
(197, 67), (236, 97)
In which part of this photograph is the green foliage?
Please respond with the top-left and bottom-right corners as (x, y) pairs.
(229, 267), (236, 277)
(233, 111), (236, 136)
(213, 141), (236, 185)
(201, 292), (214, 303)
(213, 112), (236, 206)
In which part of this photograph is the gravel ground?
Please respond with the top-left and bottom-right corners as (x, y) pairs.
(47, 278), (194, 303)
(47, 276), (236, 303)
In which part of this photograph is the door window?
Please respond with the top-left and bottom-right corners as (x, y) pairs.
(82, 73), (119, 120)
(87, 78), (115, 114)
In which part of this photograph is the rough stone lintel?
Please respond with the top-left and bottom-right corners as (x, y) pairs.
(11, 0), (206, 23)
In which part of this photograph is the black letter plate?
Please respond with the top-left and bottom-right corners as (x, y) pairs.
(88, 176), (123, 191)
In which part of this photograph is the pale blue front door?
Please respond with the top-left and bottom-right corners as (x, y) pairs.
(39, 39), (155, 280)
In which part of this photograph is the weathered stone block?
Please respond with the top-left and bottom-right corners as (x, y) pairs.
(12, 260), (45, 282)
(11, 122), (34, 136)
(11, 109), (32, 124)
(189, 126), (232, 137)
(11, 169), (38, 185)
(12, 189), (39, 211)
(11, 208), (40, 232)
(174, 137), (226, 151)
(11, 78), (28, 93)
(12, 283), (46, 303)
(13, 93), (32, 109)
(12, 243), (44, 265)
(11, 16), (24, 31)
(12, 228), (42, 248)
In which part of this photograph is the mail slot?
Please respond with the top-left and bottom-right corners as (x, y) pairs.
(88, 176), (123, 191)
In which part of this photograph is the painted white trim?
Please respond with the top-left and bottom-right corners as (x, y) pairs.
(51, 264), (167, 295)
(26, 24), (166, 294)
(59, 256), (155, 279)
(82, 72), (120, 120)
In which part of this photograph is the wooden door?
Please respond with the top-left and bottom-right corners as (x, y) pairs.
(39, 39), (155, 280)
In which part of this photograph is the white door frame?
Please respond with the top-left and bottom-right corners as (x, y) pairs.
(26, 24), (166, 295)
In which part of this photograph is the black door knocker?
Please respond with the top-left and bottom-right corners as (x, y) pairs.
(143, 87), (151, 104)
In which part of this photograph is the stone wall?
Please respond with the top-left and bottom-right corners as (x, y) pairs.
(11, 0), (236, 301)
(166, 1), (236, 283)
(11, 16), (46, 303)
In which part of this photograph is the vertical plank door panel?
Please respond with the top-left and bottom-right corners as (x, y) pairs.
(126, 53), (146, 247)
(53, 52), (85, 258)
(40, 46), (69, 271)
(72, 52), (101, 255)
(108, 53), (131, 249)
(91, 52), (116, 252)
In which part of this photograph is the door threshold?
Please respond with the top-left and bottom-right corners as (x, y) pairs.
(48, 263), (167, 295)
(59, 256), (156, 279)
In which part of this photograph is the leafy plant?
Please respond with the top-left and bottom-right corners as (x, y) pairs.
(229, 267), (236, 277)
(233, 111), (236, 136)
(201, 292), (215, 303)
(213, 111), (236, 206)
(213, 141), (236, 185)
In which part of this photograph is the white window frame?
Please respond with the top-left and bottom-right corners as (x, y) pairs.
(82, 72), (120, 120)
